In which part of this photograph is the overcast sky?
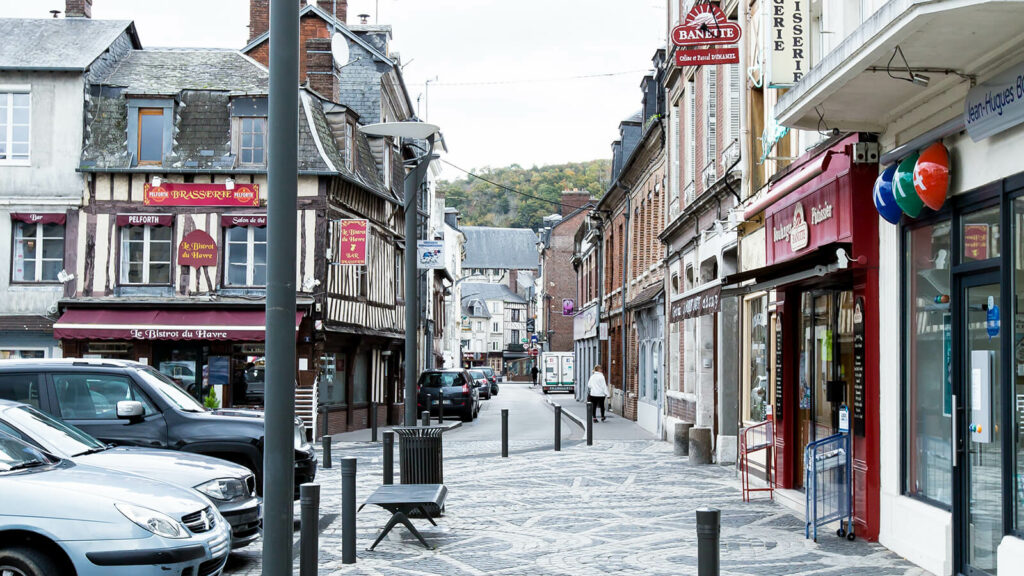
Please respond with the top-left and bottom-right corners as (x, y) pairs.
(2, 0), (666, 181)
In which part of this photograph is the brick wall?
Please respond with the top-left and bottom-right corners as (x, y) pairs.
(545, 198), (593, 352)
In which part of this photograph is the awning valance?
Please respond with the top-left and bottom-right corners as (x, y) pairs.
(221, 214), (267, 227)
(54, 308), (304, 342)
(116, 214), (173, 227)
(11, 213), (66, 225)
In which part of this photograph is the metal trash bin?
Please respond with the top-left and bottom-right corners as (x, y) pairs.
(392, 423), (460, 485)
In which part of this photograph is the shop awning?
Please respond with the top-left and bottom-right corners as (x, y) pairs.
(626, 284), (664, 310)
(721, 242), (849, 294)
(54, 308), (304, 342)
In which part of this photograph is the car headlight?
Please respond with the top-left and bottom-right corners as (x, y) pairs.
(195, 477), (248, 501)
(115, 503), (188, 539)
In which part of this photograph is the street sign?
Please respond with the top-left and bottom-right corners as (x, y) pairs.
(531, 334), (539, 343)
(521, 338), (528, 344)
(526, 319), (535, 333)
(671, 3), (741, 47)
(417, 240), (445, 269)
(529, 348), (539, 357)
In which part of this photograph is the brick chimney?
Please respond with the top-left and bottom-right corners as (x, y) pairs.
(249, 0), (269, 41)
(559, 189), (593, 215)
(65, 0), (92, 18)
(316, 0), (347, 23)
(305, 37), (336, 101)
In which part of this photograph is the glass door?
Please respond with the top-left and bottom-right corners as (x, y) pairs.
(956, 273), (1003, 575)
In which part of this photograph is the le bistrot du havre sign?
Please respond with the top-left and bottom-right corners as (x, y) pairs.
(671, 3), (741, 67)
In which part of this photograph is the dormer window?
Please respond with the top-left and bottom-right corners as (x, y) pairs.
(127, 99), (173, 167)
(237, 117), (267, 165)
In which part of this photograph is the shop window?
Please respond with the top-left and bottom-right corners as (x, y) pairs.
(639, 342), (648, 399)
(352, 351), (370, 405)
(743, 294), (770, 423)
(903, 219), (952, 506)
(225, 225), (267, 287)
(1014, 197), (1024, 528)
(669, 323), (680, 392)
(121, 225), (172, 285)
(961, 205), (1000, 263)
(0, 90), (30, 163)
(52, 373), (156, 420)
(683, 318), (697, 394)
(235, 116), (267, 166)
(0, 350), (45, 360)
(652, 343), (661, 402)
(12, 221), (64, 282)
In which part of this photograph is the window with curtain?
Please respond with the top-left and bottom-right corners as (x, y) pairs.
(12, 221), (63, 282)
(225, 226), (267, 287)
(121, 225), (172, 285)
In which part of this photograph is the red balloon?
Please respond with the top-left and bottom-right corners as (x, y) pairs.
(914, 142), (950, 211)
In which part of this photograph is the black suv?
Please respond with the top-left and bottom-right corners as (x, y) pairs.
(0, 359), (316, 497)
(417, 369), (480, 422)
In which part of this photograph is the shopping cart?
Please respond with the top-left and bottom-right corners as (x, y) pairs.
(739, 419), (774, 502)
(804, 432), (855, 542)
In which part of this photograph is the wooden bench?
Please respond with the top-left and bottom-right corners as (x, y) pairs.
(358, 484), (447, 551)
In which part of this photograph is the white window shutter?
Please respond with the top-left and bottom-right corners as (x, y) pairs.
(687, 81), (695, 186)
(729, 63), (741, 146)
(706, 67), (717, 180)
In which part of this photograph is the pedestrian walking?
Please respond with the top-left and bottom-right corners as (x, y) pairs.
(531, 364), (539, 387)
(587, 365), (609, 422)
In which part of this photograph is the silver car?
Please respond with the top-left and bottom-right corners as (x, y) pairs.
(0, 433), (231, 576)
(0, 399), (261, 549)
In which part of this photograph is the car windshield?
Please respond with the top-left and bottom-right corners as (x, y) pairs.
(480, 368), (494, 377)
(419, 372), (463, 388)
(136, 367), (206, 413)
(0, 434), (53, 473)
(469, 370), (485, 379)
(1, 405), (105, 457)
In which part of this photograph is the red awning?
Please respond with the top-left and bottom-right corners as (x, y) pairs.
(54, 308), (304, 342)
(11, 212), (66, 225)
(221, 214), (267, 227)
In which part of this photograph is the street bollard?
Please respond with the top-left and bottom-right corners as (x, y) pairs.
(554, 405), (562, 452)
(501, 409), (509, 458)
(421, 410), (430, 426)
(439, 392), (445, 422)
(586, 402), (594, 446)
(382, 430), (394, 485)
(370, 401), (378, 442)
(341, 457), (357, 565)
(320, 406), (329, 440)
(321, 435), (332, 469)
(299, 483), (319, 576)
(696, 507), (721, 576)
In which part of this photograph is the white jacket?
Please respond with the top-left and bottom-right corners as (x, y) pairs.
(587, 372), (609, 397)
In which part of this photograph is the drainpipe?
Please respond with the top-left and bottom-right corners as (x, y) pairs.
(595, 225), (604, 404)
(621, 193), (631, 409)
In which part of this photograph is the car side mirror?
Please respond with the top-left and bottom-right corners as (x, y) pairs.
(116, 400), (145, 421)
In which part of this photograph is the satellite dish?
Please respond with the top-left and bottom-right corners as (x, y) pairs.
(330, 33), (350, 68)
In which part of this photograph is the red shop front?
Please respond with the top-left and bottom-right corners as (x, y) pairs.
(737, 134), (880, 540)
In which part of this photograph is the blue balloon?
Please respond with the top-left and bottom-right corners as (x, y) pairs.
(873, 164), (902, 224)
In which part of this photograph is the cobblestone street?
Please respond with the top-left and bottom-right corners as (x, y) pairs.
(225, 437), (931, 575)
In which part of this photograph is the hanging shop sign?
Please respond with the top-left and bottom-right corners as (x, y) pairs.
(872, 164), (902, 224)
(852, 297), (866, 436)
(671, 3), (742, 47)
(670, 285), (721, 322)
(913, 142), (950, 211)
(773, 312), (784, 420)
(177, 230), (217, 267)
(11, 213), (66, 225)
(893, 152), (923, 217)
(874, 142), (951, 222)
(221, 214), (267, 227)
(964, 60), (1024, 142)
(336, 219), (368, 265)
(573, 306), (599, 340)
(767, 0), (810, 87)
(144, 183), (260, 207)
(417, 240), (445, 270)
(562, 298), (576, 317)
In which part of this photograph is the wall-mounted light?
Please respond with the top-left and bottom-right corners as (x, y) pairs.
(225, 178), (235, 190)
(152, 176), (162, 187)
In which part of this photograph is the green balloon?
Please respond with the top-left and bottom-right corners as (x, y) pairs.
(894, 152), (923, 218)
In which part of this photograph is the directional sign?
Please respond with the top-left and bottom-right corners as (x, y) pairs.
(531, 334), (539, 343)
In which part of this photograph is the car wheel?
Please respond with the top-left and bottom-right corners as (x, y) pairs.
(0, 547), (65, 576)
(461, 408), (473, 422)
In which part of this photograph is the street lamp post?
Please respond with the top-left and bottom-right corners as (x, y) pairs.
(359, 122), (441, 425)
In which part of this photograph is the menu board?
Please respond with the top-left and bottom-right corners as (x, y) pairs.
(774, 312), (784, 421)
(852, 297), (866, 436)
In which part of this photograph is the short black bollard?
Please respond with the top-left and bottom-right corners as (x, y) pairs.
(370, 401), (378, 442)
(586, 402), (594, 446)
(382, 430), (394, 485)
(554, 405), (562, 452)
(321, 435), (332, 469)
(501, 408), (509, 458)
(299, 483), (319, 576)
(439, 394), (445, 422)
(696, 507), (720, 576)
(421, 410), (430, 426)
(320, 406), (329, 439)
(341, 457), (357, 564)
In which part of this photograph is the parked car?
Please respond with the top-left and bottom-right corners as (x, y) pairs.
(0, 399), (260, 549)
(468, 369), (492, 400)
(416, 369), (480, 422)
(0, 359), (316, 498)
(0, 433), (232, 576)
(475, 366), (500, 396)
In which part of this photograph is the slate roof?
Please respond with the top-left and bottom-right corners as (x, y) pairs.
(461, 298), (491, 319)
(461, 283), (528, 305)
(0, 18), (137, 71)
(95, 49), (268, 96)
(462, 227), (539, 270)
(241, 4), (393, 67)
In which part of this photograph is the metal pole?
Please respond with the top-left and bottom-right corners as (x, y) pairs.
(299, 483), (319, 576)
(421, 410), (430, 426)
(501, 408), (509, 458)
(382, 430), (394, 485)
(264, 0), (299, 572)
(438, 392), (445, 422)
(554, 405), (561, 451)
(370, 401), (378, 442)
(586, 402), (594, 446)
(696, 507), (721, 576)
(341, 457), (357, 564)
(403, 139), (435, 425)
(321, 435), (332, 469)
